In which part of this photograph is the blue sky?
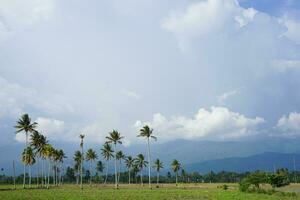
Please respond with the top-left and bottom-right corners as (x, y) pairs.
(0, 0), (300, 147)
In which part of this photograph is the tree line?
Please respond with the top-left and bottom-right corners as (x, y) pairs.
(13, 114), (182, 189)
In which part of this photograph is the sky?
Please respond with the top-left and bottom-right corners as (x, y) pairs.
(1, 0), (300, 147)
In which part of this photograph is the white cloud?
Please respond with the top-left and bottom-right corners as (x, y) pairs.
(161, 0), (258, 50)
(217, 89), (241, 105)
(134, 107), (265, 142)
(276, 112), (300, 137)
(283, 18), (300, 44)
(271, 59), (300, 72)
(0, 0), (55, 40)
(15, 117), (65, 143)
(0, 77), (74, 119)
(121, 89), (141, 99)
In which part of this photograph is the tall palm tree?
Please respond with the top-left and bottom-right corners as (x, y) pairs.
(116, 151), (125, 184)
(39, 139), (49, 188)
(96, 161), (105, 183)
(101, 143), (114, 184)
(106, 130), (123, 189)
(138, 125), (156, 188)
(79, 134), (85, 190)
(21, 147), (36, 188)
(153, 159), (163, 186)
(171, 159), (181, 186)
(15, 114), (38, 188)
(124, 156), (135, 184)
(43, 144), (54, 189)
(73, 151), (82, 185)
(86, 148), (98, 185)
(57, 149), (66, 185)
(135, 154), (148, 186)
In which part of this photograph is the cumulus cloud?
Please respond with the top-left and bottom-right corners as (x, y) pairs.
(283, 18), (300, 44)
(276, 112), (300, 137)
(217, 88), (242, 105)
(15, 117), (65, 143)
(134, 107), (265, 142)
(0, 0), (55, 40)
(161, 0), (258, 50)
(0, 77), (74, 118)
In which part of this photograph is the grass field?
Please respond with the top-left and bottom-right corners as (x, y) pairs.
(0, 183), (299, 200)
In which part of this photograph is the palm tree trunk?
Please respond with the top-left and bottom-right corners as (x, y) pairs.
(128, 169), (131, 185)
(89, 161), (92, 186)
(175, 172), (178, 186)
(29, 165), (31, 188)
(76, 167), (79, 185)
(147, 138), (151, 188)
(47, 159), (50, 189)
(41, 159), (44, 187)
(80, 147), (83, 190)
(157, 171), (159, 186)
(118, 160), (121, 183)
(114, 144), (118, 189)
(140, 170), (143, 186)
(13, 160), (16, 190)
(105, 160), (108, 184)
(23, 131), (28, 189)
(36, 157), (39, 188)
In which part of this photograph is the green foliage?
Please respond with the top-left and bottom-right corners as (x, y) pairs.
(222, 184), (228, 190)
(267, 168), (290, 188)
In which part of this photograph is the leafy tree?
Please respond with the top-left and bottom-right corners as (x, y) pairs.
(96, 161), (104, 183)
(106, 130), (123, 189)
(79, 134), (85, 189)
(124, 156), (135, 184)
(268, 168), (290, 188)
(116, 151), (125, 184)
(22, 147), (36, 188)
(153, 159), (163, 186)
(135, 154), (148, 186)
(15, 114), (37, 188)
(101, 143), (114, 184)
(65, 167), (75, 182)
(138, 125), (156, 188)
(86, 148), (98, 185)
(73, 150), (82, 185)
(171, 159), (181, 186)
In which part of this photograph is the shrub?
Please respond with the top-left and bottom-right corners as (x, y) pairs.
(222, 184), (228, 190)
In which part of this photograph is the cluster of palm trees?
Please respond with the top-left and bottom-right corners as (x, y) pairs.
(15, 113), (182, 189)
(15, 114), (66, 189)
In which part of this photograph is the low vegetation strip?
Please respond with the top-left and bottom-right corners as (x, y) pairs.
(0, 184), (299, 200)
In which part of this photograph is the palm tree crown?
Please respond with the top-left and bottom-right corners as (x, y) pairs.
(22, 147), (36, 166)
(138, 125), (156, 140)
(135, 154), (148, 170)
(101, 143), (114, 160)
(171, 159), (181, 172)
(106, 130), (123, 145)
(154, 159), (163, 172)
(125, 156), (135, 169)
(15, 114), (38, 135)
(86, 149), (98, 162)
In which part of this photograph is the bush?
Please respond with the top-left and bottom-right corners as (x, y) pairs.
(267, 168), (290, 188)
(239, 178), (251, 192)
(222, 184), (228, 190)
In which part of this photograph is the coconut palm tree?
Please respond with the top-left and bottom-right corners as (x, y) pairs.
(124, 156), (135, 184)
(135, 154), (148, 186)
(101, 143), (114, 184)
(79, 134), (85, 190)
(15, 114), (38, 188)
(57, 149), (66, 185)
(30, 131), (46, 187)
(73, 150), (82, 185)
(171, 159), (181, 186)
(106, 130), (123, 189)
(43, 144), (54, 189)
(39, 139), (49, 187)
(153, 159), (163, 186)
(138, 125), (156, 188)
(116, 151), (125, 184)
(22, 147), (36, 188)
(86, 148), (98, 185)
(96, 161), (105, 183)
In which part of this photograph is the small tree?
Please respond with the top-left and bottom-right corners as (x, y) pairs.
(268, 168), (290, 188)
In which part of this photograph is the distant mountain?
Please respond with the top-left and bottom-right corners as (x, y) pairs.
(2, 138), (300, 175)
(184, 152), (300, 173)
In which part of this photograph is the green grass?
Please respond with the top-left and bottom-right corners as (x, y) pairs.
(0, 184), (299, 200)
